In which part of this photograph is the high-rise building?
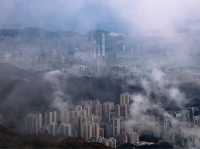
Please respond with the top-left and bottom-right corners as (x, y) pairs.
(43, 110), (61, 126)
(115, 104), (121, 118)
(120, 104), (129, 119)
(120, 93), (131, 105)
(92, 123), (100, 139)
(56, 123), (72, 137)
(118, 132), (128, 145)
(47, 122), (71, 136)
(79, 117), (87, 139)
(48, 123), (56, 136)
(24, 112), (43, 135)
(103, 102), (114, 121)
(61, 109), (70, 123)
(112, 118), (121, 137)
(128, 131), (139, 144)
(104, 123), (113, 138)
(163, 118), (172, 130)
(79, 117), (100, 140)
(100, 128), (105, 138)
(93, 101), (102, 119)
(89, 31), (108, 58)
(88, 124), (93, 139)
(194, 115), (200, 126)
(0, 114), (3, 124)
(35, 113), (43, 135)
(88, 30), (128, 61)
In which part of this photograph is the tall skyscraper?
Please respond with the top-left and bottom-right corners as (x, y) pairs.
(101, 33), (106, 57)
(120, 93), (131, 105)
(103, 102), (115, 121)
(120, 104), (129, 119)
(88, 30), (108, 58)
(92, 123), (100, 139)
(24, 112), (43, 135)
(112, 118), (121, 137)
(115, 104), (121, 118)
(0, 114), (3, 124)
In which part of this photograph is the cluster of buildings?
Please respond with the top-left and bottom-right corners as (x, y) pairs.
(141, 106), (200, 148)
(0, 29), (130, 72)
(23, 93), (136, 148)
(22, 90), (200, 148)
(165, 107), (200, 148)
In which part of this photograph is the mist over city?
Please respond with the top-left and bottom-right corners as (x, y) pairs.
(1, 0), (200, 149)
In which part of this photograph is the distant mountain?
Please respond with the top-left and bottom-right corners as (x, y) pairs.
(0, 63), (52, 127)
(0, 28), (80, 39)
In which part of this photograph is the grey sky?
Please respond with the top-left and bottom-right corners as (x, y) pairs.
(0, 0), (200, 33)
(0, 0), (123, 31)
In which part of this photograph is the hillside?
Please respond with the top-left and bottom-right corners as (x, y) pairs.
(0, 124), (111, 149)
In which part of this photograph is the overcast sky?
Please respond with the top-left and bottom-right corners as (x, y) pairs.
(0, 0), (125, 31)
(0, 0), (200, 33)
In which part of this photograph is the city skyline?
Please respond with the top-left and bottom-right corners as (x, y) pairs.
(1, 1), (200, 149)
